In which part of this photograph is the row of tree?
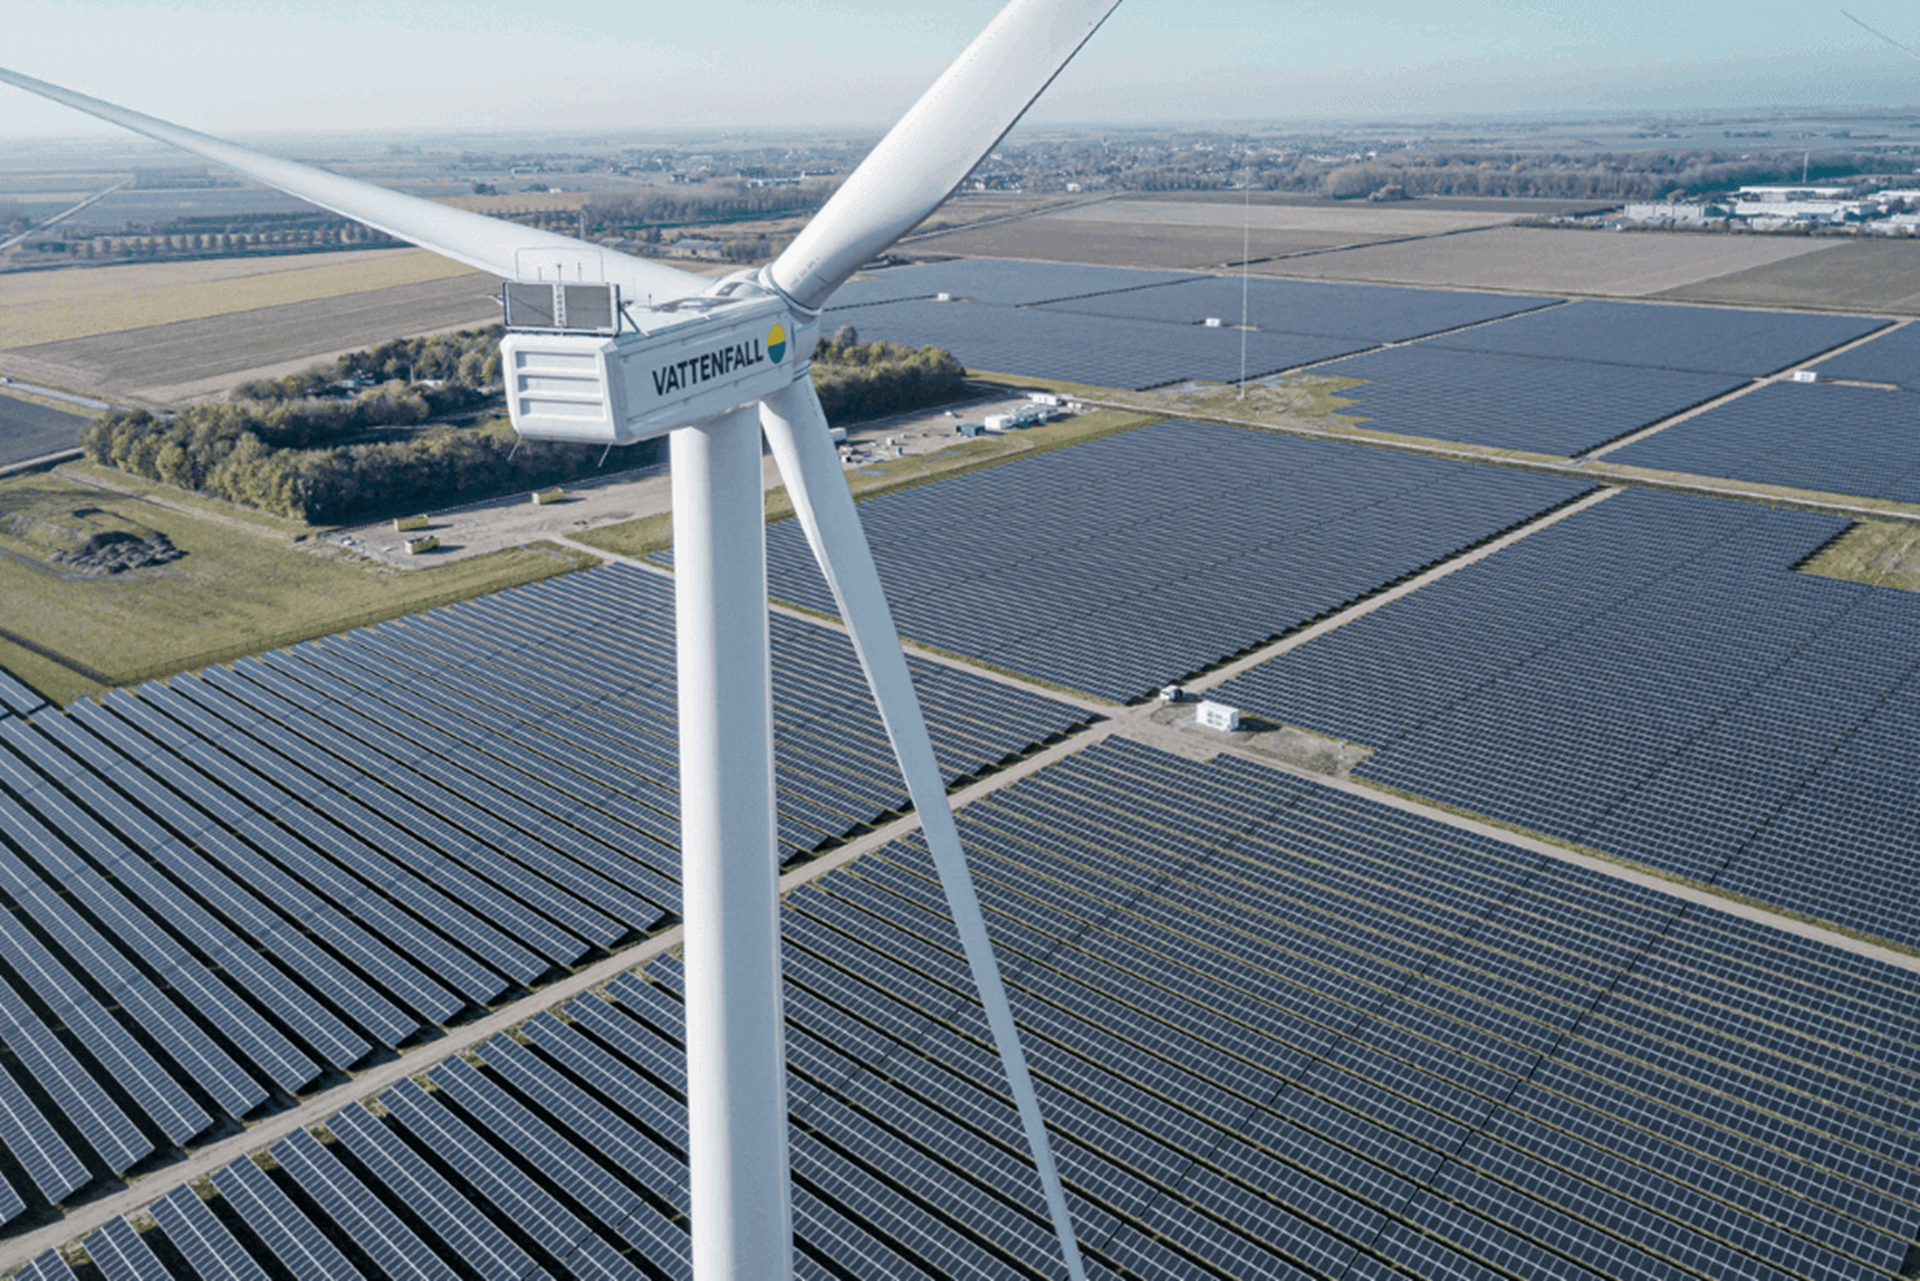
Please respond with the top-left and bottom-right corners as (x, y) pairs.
(582, 180), (834, 235)
(810, 330), (969, 423)
(80, 323), (963, 526)
(83, 405), (656, 525)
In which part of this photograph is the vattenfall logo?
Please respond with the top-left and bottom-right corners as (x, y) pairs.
(651, 323), (786, 397)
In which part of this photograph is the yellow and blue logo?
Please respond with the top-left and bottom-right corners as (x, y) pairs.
(768, 323), (788, 363)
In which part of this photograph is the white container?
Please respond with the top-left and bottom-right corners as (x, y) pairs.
(1195, 700), (1240, 732)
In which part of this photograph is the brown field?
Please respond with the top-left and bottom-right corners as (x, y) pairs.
(7, 275), (503, 401)
(905, 216), (1387, 268)
(0, 248), (478, 347)
(1260, 225), (1842, 295)
(1659, 239), (1920, 314)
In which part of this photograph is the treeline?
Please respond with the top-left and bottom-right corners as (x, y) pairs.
(83, 410), (652, 524)
(78, 324), (961, 525)
(811, 330), (968, 423)
(79, 325), (655, 525)
(234, 328), (505, 399)
(1310, 150), (1899, 202)
(37, 223), (398, 263)
(584, 180), (835, 234)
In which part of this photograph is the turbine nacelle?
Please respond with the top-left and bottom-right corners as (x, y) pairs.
(500, 286), (816, 445)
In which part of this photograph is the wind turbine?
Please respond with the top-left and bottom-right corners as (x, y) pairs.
(0, 3), (1121, 1277)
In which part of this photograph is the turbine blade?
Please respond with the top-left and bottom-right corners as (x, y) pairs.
(0, 65), (710, 302)
(1842, 8), (1920, 62)
(768, 0), (1121, 311)
(759, 377), (1088, 1281)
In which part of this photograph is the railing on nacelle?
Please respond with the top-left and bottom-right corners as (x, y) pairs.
(499, 281), (801, 446)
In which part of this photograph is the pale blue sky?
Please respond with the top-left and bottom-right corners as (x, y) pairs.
(2, 1), (1918, 140)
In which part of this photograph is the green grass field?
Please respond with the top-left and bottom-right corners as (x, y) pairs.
(0, 468), (599, 705)
(1660, 239), (1920, 314)
(575, 402), (1162, 561)
(1801, 520), (1920, 593)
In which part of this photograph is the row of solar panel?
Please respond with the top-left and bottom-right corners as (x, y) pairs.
(1310, 346), (1749, 457)
(0, 565), (1084, 1227)
(833, 261), (1886, 465)
(726, 419), (1593, 702)
(0, 669), (45, 719)
(839, 261), (1881, 382)
(1213, 486), (1920, 950)
(829, 299), (1373, 390)
(1607, 381), (1920, 505)
(1811, 321), (1920, 389)
(31, 735), (1920, 1281)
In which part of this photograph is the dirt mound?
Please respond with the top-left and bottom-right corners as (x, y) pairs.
(50, 529), (184, 575)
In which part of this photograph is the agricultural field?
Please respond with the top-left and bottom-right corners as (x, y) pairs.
(11, 274), (503, 402)
(54, 186), (324, 232)
(0, 464), (598, 705)
(0, 247), (478, 348)
(0, 389), (87, 467)
(912, 196), (1516, 268)
(1660, 238), (1920, 314)
(912, 215), (1384, 267)
(0, 248), (498, 402)
(1261, 224), (1843, 294)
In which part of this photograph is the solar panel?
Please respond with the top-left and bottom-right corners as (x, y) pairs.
(327, 1101), (554, 1281)
(1041, 274), (1561, 342)
(1214, 486), (1920, 951)
(1429, 299), (1889, 377)
(272, 1126), (462, 1281)
(0, 1057), (87, 1206)
(1606, 381), (1920, 503)
(12, 1248), (76, 1281)
(1810, 320), (1920, 388)
(210, 1151), (366, 1281)
(382, 1078), (599, 1266)
(825, 257), (1199, 309)
(829, 298), (1371, 389)
(83, 1215), (172, 1281)
(739, 419), (1592, 701)
(149, 1183), (270, 1281)
(1308, 343), (1748, 456)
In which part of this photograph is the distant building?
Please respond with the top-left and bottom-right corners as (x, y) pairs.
(1624, 201), (1721, 225)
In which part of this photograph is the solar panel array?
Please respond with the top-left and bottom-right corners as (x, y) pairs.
(736, 419), (1593, 702)
(1427, 299), (1890, 378)
(1310, 345), (1749, 456)
(50, 737), (1920, 1281)
(0, 669), (45, 719)
(1213, 487), (1920, 949)
(1039, 275), (1560, 343)
(1606, 382), (1920, 503)
(0, 564), (1082, 1228)
(1810, 322), (1920, 389)
(830, 300), (1373, 390)
(827, 258), (1201, 310)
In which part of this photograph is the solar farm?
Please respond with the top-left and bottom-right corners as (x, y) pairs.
(4, 254), (1920, 1281)
(745, 419), (1593, 701)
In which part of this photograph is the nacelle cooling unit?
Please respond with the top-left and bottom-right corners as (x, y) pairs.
(500, 289), (802, 445)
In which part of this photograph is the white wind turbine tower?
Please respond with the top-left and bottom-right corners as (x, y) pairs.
(0, 3), (1121, 1276)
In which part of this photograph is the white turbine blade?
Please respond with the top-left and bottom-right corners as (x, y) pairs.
(759, 377), (1088, 1281)
(768, 0), (1121, 311)
(0, 65), (709, 302)
(1842, 8), (1920, 62)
